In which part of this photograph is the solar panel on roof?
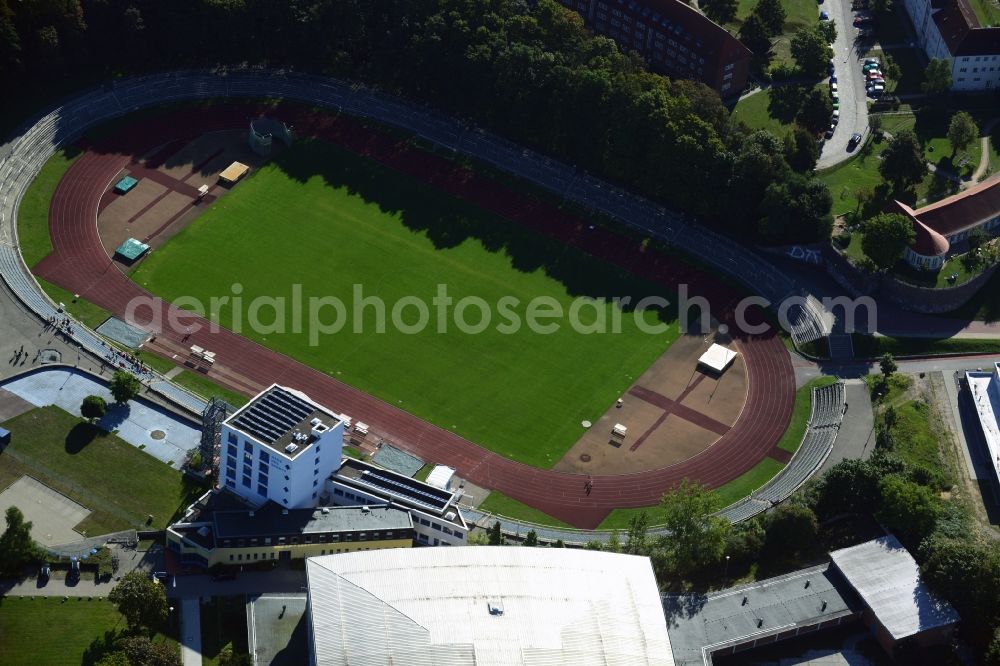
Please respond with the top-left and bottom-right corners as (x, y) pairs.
(233, 388), (315, 444)
(357, 470), (450, 512)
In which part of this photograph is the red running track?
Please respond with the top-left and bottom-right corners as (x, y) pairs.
(35, 103), (794, 529)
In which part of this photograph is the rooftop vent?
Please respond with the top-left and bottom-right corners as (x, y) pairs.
(196, 526), (210, 537)
(310, 418), (322, 427)
(282, 509), (289, 515)
(445, 511), (456, 521)
(285, 443), (298, 454)
(249, 511), (255, 518)
(488, 601), (504, 616)
(321, 507), (330, 514)
(361, 505), (370, 513)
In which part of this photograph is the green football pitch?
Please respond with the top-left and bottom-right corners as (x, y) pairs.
(132, 139), (681, 468)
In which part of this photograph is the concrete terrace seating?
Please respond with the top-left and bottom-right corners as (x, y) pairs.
(749, 382), (844, 505)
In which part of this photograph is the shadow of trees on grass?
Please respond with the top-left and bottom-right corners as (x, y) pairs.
(65, 422), (104, 454)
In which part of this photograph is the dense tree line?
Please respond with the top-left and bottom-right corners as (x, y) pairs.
(1, 0), (831, 244)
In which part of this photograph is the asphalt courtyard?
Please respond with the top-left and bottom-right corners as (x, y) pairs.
(248, 593), (309, 666)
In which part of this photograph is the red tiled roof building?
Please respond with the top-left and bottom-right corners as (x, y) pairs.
(892, 174), (1000, 270)
(556, 0), (752, 96)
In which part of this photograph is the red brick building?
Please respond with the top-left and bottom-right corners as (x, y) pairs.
(557, 0), (752, 96)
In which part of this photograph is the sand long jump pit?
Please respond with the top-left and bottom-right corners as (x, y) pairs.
(0, 476), (91, 546)
(554, 328), (748, 475)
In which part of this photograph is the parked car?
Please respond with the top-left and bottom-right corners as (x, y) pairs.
(150, 571), (168, 581)
(848, 132), (863, 150)
(830, 82), (838, 93)
(864, 57), (880, 65)
(825, 128), (835, 140)
(831, 113), (840, 125)
(820, 10), (830, 19)
(859, 27), (874, 37)
(38, 564), (50, 584)
(830, 74), (838, 84)
(831, 92), (840, 104)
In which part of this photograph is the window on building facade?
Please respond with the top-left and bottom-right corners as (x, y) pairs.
(244, 442), (252, 452)
(226, 479), (236, 489)
(227, 443), (237, 456)
(260, 450), (269, 463)
(242, 475), (252, 488)
(257, 484), (267, 496)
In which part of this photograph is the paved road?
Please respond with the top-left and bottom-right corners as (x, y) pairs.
(819, 379), (875, 473)
(818, 0), (870, 168)
(179, 598), (202, 666)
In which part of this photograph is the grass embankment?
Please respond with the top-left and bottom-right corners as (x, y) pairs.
(130, 138), (680, 468)
(866, 373), (952, 485)
(0, 406), (204, 535)
(852, 334), (1000, 358)
(477, 491), (574, 529)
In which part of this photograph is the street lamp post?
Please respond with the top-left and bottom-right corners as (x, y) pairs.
(723, 555), (730, 584)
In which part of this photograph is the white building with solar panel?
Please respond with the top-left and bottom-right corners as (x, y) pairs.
(305, 547), (674, 666)
(220, 384), (345, 509)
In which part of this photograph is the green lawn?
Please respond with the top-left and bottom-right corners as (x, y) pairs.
(820, 130), (956, 215)
(16, 147), (82, 269)
(881, 110), (981, 180)
(0, 597), (178, 666)
(129, 138), (679, 468)
(778, 376), (840, 454)
(730, 82), (829, 139)
(413, 464), (433, 482)
(35, 277), (114, 331)
(730, 89), (795, 138)
(200, 596), (249, 666)
(728, 0), (819, 67)
(0, 406), (205, 535)
(967, 0), (1000, 27)
(0, 597), (124, 666)
(477, 491), (573, 528)
(820, 134), (890, 215)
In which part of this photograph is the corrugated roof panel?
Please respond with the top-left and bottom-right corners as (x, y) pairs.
(830, 535), (959, 640)
(307, 548), (673, 665)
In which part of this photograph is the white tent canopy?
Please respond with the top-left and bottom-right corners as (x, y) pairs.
(698, 343), (738, 374)
(425, 465), (455, 490)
